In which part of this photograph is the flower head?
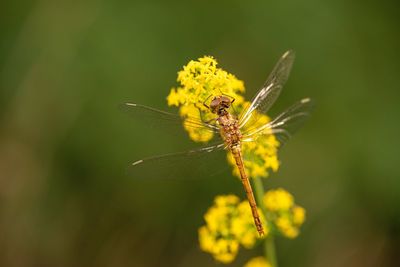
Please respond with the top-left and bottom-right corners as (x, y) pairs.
(168, 56), (245, 111)
(167, 56), (246, 143)
(244, 256), (272, 267)
(198, 195), (266, 264)
(199, 189), (305, 262)
(263, 188), (294, 211)
(263, 188), (306, 239)
(167, 56), (280, 178)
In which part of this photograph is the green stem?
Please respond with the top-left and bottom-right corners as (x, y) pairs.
(253, 176), (278, 267)
(265, 236), (277, 267)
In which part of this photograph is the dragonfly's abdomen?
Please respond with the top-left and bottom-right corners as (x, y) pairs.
(231, 146), (265, 236)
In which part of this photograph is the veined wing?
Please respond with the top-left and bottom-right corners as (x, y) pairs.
(241, 98), (314, 146)
(122, 102), (219, 133)
(128, 143), (227, 180)
(239, 50), (295, 128)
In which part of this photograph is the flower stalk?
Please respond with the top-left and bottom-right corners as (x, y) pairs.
(253, 176), (278, 267)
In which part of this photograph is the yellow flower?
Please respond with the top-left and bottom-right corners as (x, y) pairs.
(244, 256), (272, 267)
(214, 239), (240, 264)
(198, 195), (265, 264)
(166, 88), (183, 106)
(204, 194), (239, 235)
(167, 56), (280, 179)
(171, 56), (245, 108)
(263, 188), (306, 239)
(263, 188), (294, 211)
(198, 225), (239, 264)
(198, 226), (215, 252)
(198, 195), (240, 263)
(293, 205), (306, 225)
(275, 216), (299, 239)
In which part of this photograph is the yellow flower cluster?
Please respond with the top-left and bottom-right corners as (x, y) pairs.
(199, 189), (305, 263)
(244, 257), (272, 267)
(167, 56), (280, 178)
(167, 56), (245, 107)
(198, 195), (266, 264)
(263, 188), (306, 239)
(167, 56), (245, 143)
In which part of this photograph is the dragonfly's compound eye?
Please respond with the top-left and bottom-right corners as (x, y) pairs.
(209, 97), (221, 113)
(221, 96), (232, 108)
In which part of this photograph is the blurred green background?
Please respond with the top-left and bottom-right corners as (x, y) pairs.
(1, 0), (399, 266)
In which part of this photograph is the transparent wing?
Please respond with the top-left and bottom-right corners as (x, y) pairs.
(242, 98), (314, 147)
(127, 143), (227, 180)
(121, 102), (219, 133)
(239, 50), (295, 128)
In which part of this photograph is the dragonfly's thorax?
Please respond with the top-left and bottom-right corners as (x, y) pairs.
(217, 113), (242, 147)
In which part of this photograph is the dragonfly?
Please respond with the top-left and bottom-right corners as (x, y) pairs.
(124, 50), (313, 236)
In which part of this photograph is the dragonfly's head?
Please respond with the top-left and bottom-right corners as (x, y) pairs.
(209, 95), (232, 115)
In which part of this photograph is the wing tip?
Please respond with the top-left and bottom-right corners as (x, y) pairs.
(300, 98), (316, 111)
(131, 159), (143, 166)
(283, 50), (295, 59)
(301, 97), (315, 105)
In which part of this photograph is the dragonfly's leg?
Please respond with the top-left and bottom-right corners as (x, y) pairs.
(202, 94), (214, 109)
(194, 103), (216, 124)
(230, 99), (241, 116)
(200, 110), (217, 125)
(203, 117), (217, 124)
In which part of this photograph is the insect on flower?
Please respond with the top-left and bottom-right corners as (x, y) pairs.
(124, 51), (313, 236)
